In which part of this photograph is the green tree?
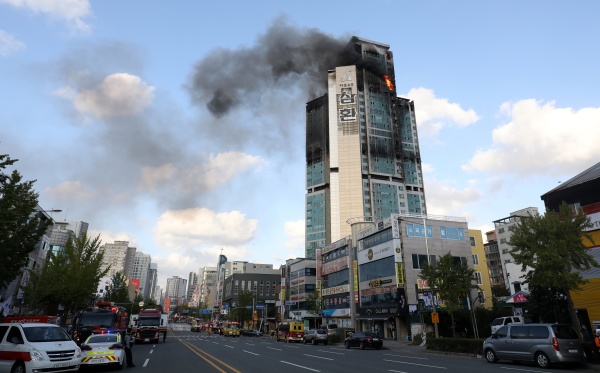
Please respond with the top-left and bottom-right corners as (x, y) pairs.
(509, 202), (598, 332)
(526, 286), (570, 324)
(23, 233), (108, 321)
(106, 271), (130, 304)
(304, 291), (322, 325)
(236, 290), (255, 327)
(419, 252), (479, 337)
(0, 154), (49, 287)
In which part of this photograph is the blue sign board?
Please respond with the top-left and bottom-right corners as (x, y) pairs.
(255, 305), (265, 310)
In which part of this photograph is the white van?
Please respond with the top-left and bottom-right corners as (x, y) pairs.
(491, 316), (524, 334)
(0, 322), (81, 373)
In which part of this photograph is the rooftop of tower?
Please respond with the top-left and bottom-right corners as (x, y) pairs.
(348, 36), (390, 49)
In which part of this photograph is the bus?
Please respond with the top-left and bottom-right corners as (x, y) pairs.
(276, 320), (304, 343)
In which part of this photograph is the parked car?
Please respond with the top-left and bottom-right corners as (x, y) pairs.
(303, 329), (328, 345)
(491, 316), (524, 334)
(320, 323), (339, 337)
(483, 323), (586, 368)
(80, 332), (126, 369)
(344, 331), (383, 350)
(242, 329), (263, 337)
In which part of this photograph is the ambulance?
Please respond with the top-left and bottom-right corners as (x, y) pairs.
(0, 321), (81, 373)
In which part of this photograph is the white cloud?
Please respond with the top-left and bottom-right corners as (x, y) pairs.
(464, 99), (600, 175)
(0, 29), (25, 56)
(0, 0), (92, 32)
(45, 180), (93, 201)
(283, 219), (304, 251)
(54, 73), (155, 119)
(153, 208), (258, 250)
(404, 87), (480, 136)
(423, 177), (482, 218)
(139, 152), (264, 193)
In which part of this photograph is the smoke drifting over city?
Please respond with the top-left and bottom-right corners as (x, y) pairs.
(188, 18), (387, 118)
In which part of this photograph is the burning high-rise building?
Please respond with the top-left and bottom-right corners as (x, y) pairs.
(305, 36), (426, 259)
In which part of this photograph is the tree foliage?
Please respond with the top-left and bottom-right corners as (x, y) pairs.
(510, 202), (597, 291)
(105, 271), (130, 304)
(23, 233), (108, 321)
(419, 252), (479, 337)
(304, 291), (322, 318)
(509, 202), (598, 329)
(526, 286), (570, 324)
(0, 154), (49, 288)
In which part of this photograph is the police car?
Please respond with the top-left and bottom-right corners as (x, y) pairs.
(80, 329), (126, 368)
(0, 322), (81, 373)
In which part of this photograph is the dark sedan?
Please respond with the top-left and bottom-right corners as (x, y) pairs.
(344, 331), (383, 350)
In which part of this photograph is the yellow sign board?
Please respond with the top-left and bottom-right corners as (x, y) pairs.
(431, 312), (439, 324)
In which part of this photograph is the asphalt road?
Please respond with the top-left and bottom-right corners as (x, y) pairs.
(111, 323), (588, 373)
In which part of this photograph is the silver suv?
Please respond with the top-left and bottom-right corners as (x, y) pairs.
(483, 323), (585, 368)
(303, 329), (328, 345)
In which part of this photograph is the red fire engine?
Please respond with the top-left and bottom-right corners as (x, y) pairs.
(72, 301), (129, 344)
(132, 308), (168, 343)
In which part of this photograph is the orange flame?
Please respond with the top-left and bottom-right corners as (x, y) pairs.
(384, 75), (394, 91)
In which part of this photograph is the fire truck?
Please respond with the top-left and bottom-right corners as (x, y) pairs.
(132, 308), (168, 343)
(71, 301), (129, 344)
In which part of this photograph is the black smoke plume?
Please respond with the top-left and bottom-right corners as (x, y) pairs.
(188, 17), (385, 118)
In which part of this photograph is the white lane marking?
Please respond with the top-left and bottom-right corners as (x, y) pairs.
(383, 359), (447, 369)
(389, 370), (408, 373)
(267, 347), (283, 351)
(316, 350), (345, 355)
(243, 350), (259, 355)
(143, 358), (149, 367)
(303, 354), (334, 361)
(149, 349), (153, 354)
(500, 367), (547, 373)
(383, 353), (428, 360)
(245, 343), (256, 346)
(224, 345), (234, 348)
(280, 361), (320, 372)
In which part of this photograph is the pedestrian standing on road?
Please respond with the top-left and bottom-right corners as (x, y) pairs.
(582, 325), (594, 362)
(594, 331), (600, 362)
(124, 328), (135, 368)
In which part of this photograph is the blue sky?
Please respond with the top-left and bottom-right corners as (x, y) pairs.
(2, 1), (599, 290)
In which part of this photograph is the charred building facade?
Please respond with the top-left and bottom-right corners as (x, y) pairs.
(305, 37), (426, 259)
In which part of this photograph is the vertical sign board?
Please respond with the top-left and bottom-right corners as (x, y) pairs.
(336, 66), (358, 133)
(396, 263), (404, 286)
(353, 260), (359, 303)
